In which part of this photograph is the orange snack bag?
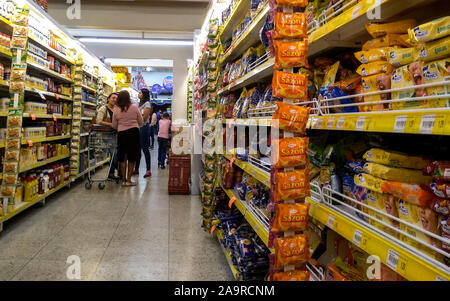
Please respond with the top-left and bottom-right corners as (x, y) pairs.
(272, 137), (309, 169)
(274, 234), (310, 268)
(274, 40), (308, 69)
(273, 270), (310, 281)
(275, 0), (308, 7)
(272, 102), (310, 134)
(380, 181), (435, 207)
(273, 12), (308, 40)
(272, 70), (308, 99)
(274, 169), (310, 202)
(272, 203), (310, 232)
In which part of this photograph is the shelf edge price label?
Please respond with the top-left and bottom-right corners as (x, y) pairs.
(386, 249), (399, 271)
(30, 113), (36, 120)
(355, 116), (365, 131)
(314, 117), (323, 129)
(327, 214), (335, 228)
(393, 115), (407, 133)
(419, 114), (435, 134)
(352, 229), (363, 247)
(351, 3), (361, 20)
(327, 117), (335, 130)
(27, 139), (33, 147)
(436, 275), (448, 281)
(336, 117), (345, 130)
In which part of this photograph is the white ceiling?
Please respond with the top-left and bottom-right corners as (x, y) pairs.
(105, 58), (173, 68)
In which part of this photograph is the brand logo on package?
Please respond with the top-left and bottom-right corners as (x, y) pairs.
(423, 66), (438, 81)
(413, 26), (428, 39)
(163, 76), (173, 92)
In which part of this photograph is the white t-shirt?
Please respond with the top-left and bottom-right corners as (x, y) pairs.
(139, 101), (152, 125)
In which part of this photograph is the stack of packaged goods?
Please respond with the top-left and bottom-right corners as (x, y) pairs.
(201, 155), (218, 230)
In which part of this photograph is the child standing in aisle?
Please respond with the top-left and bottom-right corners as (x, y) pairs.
(149, 105), (157, 150)
(157, 112), (171, 169)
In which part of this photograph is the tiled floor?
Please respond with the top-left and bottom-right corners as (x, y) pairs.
(0, 149), (233, 281)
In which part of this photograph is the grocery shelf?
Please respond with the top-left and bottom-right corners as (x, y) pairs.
(23, 113), (72, 120)
(25, 88), (73, 101)
(0, 46), (11, 59)
(81, 117), (93, 121)
(27, 62), (74, 84)
(82, 85), (97, 94)
(222, 118), (272, 127)
(80, 133), (89, 137)
(219, 0), (251, 42)
(307, 196), (450, 281)
(220, 5), (269, 65)
(81, 101), (97, 107)
(3, 180), (70, 223)
(20, 154), (70, 173)
(71, 158), (110, 181)
(215, 229), (241, 280)
(224, 154), (270, 188)
(218, 57), (274, 95)
(28, 36), (75, 66)
(21, 134), (72, 145)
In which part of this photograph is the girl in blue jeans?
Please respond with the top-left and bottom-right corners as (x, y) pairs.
(134, 88), (152, 177)
(157, 112), (171, 169)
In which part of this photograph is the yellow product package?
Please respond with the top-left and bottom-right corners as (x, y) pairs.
(354, 47), (392, 64)
(363, 162), (432, 185)
(361, 73), (391, 112)
(388, 48), (414, 67)
(408, 16), (450, 44)
(414, 35), (450, 63)
(362, 34), (411, 51)
(423, 58), (450, 108)
(365, 190), (400, 238)
(363, 148), (429, 170)
(356, 61), (393, 77)
(354, 173), (385, 194)
(366, 19), (418, 38)
(396, 199), (443, 261)
(322, 61), (339, 87)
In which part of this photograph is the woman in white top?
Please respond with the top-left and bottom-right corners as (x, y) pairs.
(133, 88), (152, 178)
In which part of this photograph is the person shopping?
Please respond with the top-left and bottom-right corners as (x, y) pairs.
(158, 112), (171, 169)
(149, 105), (157, 150)
(112, 90), (143, 186)
(133, 88), (152, 178)
(95, 92), (119, 180)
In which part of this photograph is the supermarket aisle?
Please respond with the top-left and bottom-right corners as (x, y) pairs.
(0, 149), (232, 281)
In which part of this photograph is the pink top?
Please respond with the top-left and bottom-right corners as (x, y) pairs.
(158, 119), (171, 139)
(112, 104), (144, 132)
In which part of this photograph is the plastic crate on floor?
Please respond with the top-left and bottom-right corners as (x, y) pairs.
(168, 154), (191, 195)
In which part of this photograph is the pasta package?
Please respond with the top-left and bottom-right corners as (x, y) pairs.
(354, 173), (385, 194)
(366, 19), (417, 38)
(273, 270), (310, 281)
(388, 48), (414, 67)
(274, 234), (310, 268)
(423, 58), (450, 108)
(272, 70), (308, 99)
(274, 0), (308, 7)
(408, 16), (450, 44)
(272, 137), (309, 169)
(271, 102), (310, 134)
(356, 61), (393, 77)
(363, 162), (432, 185)
(273, 12), (308, 40)
(381, 181), (434, 207)
(272, 203), (310, 232)
(362, 34), (411, 51)
(414, 36), (450, 63)
(354, 47), (392, 64)
(274, 169), (310, 203)
(363, 148), (429, 170)
(273, 40), (308, 69)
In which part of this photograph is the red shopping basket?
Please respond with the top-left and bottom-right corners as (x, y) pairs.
(168, 153), (191, 195)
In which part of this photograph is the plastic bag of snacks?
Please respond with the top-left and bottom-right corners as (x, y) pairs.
(272, 137), (309, 169)
(273, 169), (310, 202)
(271, 102), (310, 134)
(273, 270), (310, 281)
(362, 34), (411, 51)
(363, 162), (432, 185)
(430, 182), (450, 199)
(364, 190), (400, 237)
(273, 40), (308, 69)
(366, 19), (417, 38)
(272, 71), (308, 99)
(422, 58), (450, 108)
(423, 161), (450, 182)
(360, 74), (391, 112)
(273, 234), (309, 268)
(432, 199), (450, 216)
(354, 47), (392, 64)
(271, 203), (310, 232)
(381, 181), (434, 207)
(273, 0), (308, 7)
(354, 173), (385, 194)
(408, 16), (450, 44)
(356, 61), (393, 77)
(414, 36), (450, 63)
(363, 148), (429, 170)
(273, 12), (308, 40)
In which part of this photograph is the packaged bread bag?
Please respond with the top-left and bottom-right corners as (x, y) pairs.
(422, 58), (450, 108)
(408, 16), (450, 44)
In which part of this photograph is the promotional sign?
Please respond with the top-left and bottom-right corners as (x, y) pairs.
(152, 84), (162, 95)
(163, 75), (173, 92)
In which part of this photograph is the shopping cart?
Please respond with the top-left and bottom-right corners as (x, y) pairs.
(85, 125), (119, 190)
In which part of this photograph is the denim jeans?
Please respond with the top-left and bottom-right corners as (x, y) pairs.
(150, 125), (156, 148)
(108, 148), (119, 178)
(135, 123), (151, 171)
(158, 137), (168, 167)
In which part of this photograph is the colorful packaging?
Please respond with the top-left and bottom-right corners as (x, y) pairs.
(322, 61), (339, 87)
(272, 70), (308, 99)
(273, 12), (308, 40)
(424, 161), (450, 182)
(430, 182), (450, 199)
(414, 36), (450, 62)
(441, 217), (450, 253)
(356, 61), (393, 77)
(354, 47), (392, 64)
(354, 173), (385, 194)
(273, 169), (310, 203)
(362, 34), (412, 51)
(271, 102), (310, 134)
(432, 199), (450, 216)
(366, 19), (417, 38)
(274, 234), (309, 268)
(273, 40), (308, 69)
(363, 162), (432, 185)
(363, 148), (429, 170)
(364, 190), (400, 238)
(361, 73), (391, 111)
(408, 16), (450, 44)
(422, 59), (450, 108)
(273, 270), (310, 281)
(381, 181), (435, 207)
(388, 48), (415, 67)
(272, 203), (310, 232)
(272, 137), (309, 169)
(274, 0), (308, 6)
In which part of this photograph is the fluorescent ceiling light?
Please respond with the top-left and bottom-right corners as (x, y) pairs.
(79, 38), (193, 46)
